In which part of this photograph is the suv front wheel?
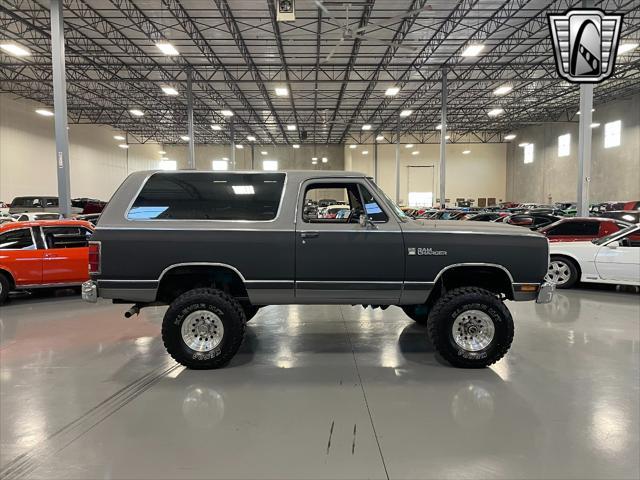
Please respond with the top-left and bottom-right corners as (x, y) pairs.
(427, 287), (514, 368)
(162, 288), (246, 369)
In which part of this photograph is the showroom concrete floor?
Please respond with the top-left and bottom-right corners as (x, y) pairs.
(0, 286), (638, 480)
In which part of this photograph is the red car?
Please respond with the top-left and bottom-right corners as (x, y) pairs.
(538, 217), (630, 242)
(0, 220), (94, 304)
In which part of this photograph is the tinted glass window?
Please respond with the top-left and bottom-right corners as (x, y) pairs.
(128, 173), (286, 221)
(42, 226), (92, 249)
(45, 198), (59, 207)
(0, 229), (35, 250)
(547, 221), (599, 236)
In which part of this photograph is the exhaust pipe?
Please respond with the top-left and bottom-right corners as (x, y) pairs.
(124, 305), (140, 318)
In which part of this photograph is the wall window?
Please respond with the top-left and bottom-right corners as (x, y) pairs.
(211, 160), (228, 171)
(524, 143), (534, 164)
(263, 160), (278, 171)
(159, 160), (177, 171)
(604, 120), (621, 148)
(408, 192), (433, 207)
(127, 172), (286, 221)
(558, 133), (571, 157)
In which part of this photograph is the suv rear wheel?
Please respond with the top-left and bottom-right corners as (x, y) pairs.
(162, 288), (246, 369)
(427, 287), (514, 368)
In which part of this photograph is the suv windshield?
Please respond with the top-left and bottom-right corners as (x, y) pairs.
(592, 224), (639, 245)
(366, 178), (408, 221)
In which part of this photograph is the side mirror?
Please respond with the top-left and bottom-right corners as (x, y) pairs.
(359, 214), (377, 229)
(607, 241), (619, 249)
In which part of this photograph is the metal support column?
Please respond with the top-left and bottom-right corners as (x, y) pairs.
(251, 144), (255, 170)
(50, 0), (71, 218)
(395, 117), (401, 204)
(374, 139), (378, 183)
(230, 118), (236, 170)
(577, 0), (594, 216)
(439, 67), (447, 209)
(186, 68), (195, 169)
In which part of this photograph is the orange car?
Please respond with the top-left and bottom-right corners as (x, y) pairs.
(0, 220), (94, 304)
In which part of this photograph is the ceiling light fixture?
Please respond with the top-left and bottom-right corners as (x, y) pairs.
(361, 124), (372, 130)
(487, 108), (504, 117)
(129, 109), (144, 117)
(35, 109), (54, 116)
(236, 144), (244, 149)
(618, 43), (638, 54)
(518, 142), (530, 147)
(435, 124), (442, 130)
(444, 135), (450, 140)
(322, 157), (328, 163)
(405, 144), (413, 148)
(287, 124), (297, 131)
(362, 151), (369, 155)
(161, 86), (179, 96)
(113, 135), (126, 141)
(461, 44), (485, 57)
(462, 150), (471, 154)
(385, 86), (400, 96)
(118, 144), (129, 149)
(247, 135), (256, 142)
(493, 85), (512, 96)
(0, 43), (30, 57)
(211, 124), (222, 131)
(376, 135), (384, 141)
(156, 42), (179, 56)
(261, 151), (268, 155)
(292, 144), (300, 149)
(399, 109), (413, 117)
(180, 135), (190, 141)
(411, 151), (419, 155)
(221, 110), (234, 117)
(349, 144), (357, 149)
(275, 87), (289, 96)
(577, 109), (595, 114)
(312, 157), (318, 161)
(504, 134), (517, 140)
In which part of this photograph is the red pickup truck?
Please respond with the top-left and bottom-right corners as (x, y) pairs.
(0, 220), (94, 304)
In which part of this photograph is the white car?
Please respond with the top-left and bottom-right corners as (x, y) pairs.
(12, 212), (64, 222)
(546, 223), (640, 288)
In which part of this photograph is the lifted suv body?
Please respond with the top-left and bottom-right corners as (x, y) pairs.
(84, 170), (553, 369)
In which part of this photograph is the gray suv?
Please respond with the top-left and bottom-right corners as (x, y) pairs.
(83, 170), (553, 369)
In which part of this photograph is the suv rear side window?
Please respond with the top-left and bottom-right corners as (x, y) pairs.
(0, 228), (35, 250)
(128, 172), (286, 221)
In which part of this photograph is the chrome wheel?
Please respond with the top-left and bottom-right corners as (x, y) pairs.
(180, 310), (225, 352)
(546, 260), (571, 286)
(452, 310), (495, 352)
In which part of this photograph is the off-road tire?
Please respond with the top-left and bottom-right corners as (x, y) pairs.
(241, 304), (261, 322)
(427, 287), (514, 368)
(0, 272), (10, 305)
(401, 304), (429, 325)
(547, 255), (579, 289)
(162, 288), (246, 369)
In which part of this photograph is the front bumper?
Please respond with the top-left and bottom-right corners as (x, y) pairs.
(536, 281), (555, 304)
(81, 280), (98, 303)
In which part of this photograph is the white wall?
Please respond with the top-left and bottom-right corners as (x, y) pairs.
(346, 140), (507, 206)
(506, 93), (640, 203)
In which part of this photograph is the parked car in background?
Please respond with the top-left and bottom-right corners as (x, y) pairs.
(539, 217), (630, 242)
(75, 213), (101, 226)
(0, 220), (94, 304)
(317, 199), (336, 208)
(72, 198), (107, 214)
(498, 213), (561, 230)
(321, 204), (351, 219)
(0, 212), (16, 225)
(622, 201), (640, 211)
(466, 212), (510, 222)
(9, 196), (60, 214)
(0, 202), (9, 214)
(600, 210), (640, 224)
(546, 224), (640, 289)
(13, 212), (64, 222)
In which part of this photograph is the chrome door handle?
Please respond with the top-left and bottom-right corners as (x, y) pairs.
(300, 232), (319, 239)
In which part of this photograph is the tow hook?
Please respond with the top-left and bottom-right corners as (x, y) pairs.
(124, 304), (141, 318)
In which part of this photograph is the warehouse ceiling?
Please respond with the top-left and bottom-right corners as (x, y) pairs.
(1, 0), (639, 145)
